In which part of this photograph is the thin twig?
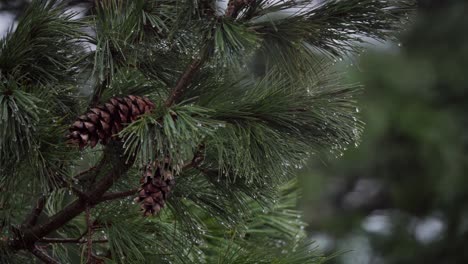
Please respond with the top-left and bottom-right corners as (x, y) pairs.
(30, 245), (60, 264)
(73, 166), (97, 180)
(39, 238), (108, 244)
(164, 1), (243, 108)
(22, 195), (47, 228)
(90, 73), (110, 107)
(71, 186), (90, 202)
(181, 144), (205, 169)
(98, 188), (139, 203)
(85, 206), (93, 263)
(9, 142), (133, 251)
(164, 57), (205, 107)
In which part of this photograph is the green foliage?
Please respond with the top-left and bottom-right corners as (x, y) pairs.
(201, 179), (327, 264)
(0, 82), (42, 163)
(0, 0), (84, 185)
(120, 104), (220, 168)
(0, 0), (85, 242)
(0, 0), (85, 85)
(0, 0), (410, 262)
(251, 0), (410, 55)
(245, 0), (413, 76)
(90, 177), (320, 264)
(122, 67), (362, 185)
(212, 19), (259, 66)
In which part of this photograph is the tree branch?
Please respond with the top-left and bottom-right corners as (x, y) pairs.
(39, 238), (108, 244)
(9, 142), (134, 251)
(7, 0), (243, 255)
(98, 144), (205, 204)
(73, 166), (97, 180)
(180, 144), (205, 170)
(90, 74), (110, 107)
(21, 195), (46, 228)
(164, 1), (248, 108)
(30, 245), (60, 264)
(164, 57), (205, 107)
(98, 188), (139, 203)
(71, 186), (90, 202)
(85, 206), (93, 263)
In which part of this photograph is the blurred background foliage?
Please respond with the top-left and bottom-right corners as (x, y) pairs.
(300, 0), (468, 263)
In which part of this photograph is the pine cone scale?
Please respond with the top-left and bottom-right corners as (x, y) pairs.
(135, 161), (175, 216)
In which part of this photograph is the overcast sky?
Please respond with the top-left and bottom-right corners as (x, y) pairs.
(0, 12), (15, 37)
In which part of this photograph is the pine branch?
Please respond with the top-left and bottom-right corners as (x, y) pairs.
(9, 142), (134, 251)
(71, 186), (91, 202)
(0, 0), (94, 14)
(98, 148), (204, 203)
(30, 245), (60, 264)
(85, 206), (93, 263)
(97, 147), (204, 204)
(242, 0), (413, 77)
(90, 76), (110, 107)
(21, 195), (46, 228)
(0, 0), (407, 262)
(39, 238), (108, 244)
(73, 156), (107, 183)
(164, 0), (249, 107)
(97, 188), (139, 203)
(0, 0), (86, 85)
(165, 56), (206, 107)
(74, 166), (98, 180)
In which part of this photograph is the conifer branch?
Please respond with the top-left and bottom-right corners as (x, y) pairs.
(98, 188), (139, 202)
(39, 238), (108, 244)
(90, 73), (110, 107)
(0, 0), (410, 262)
(73, 166), (98, 180)
(9, 143), (133, 251)
(21, 195), (46, 228)
(71, 186), (90, 202)
(30, 245), (60, 264)
(98, 148), (205, 204)
(165, 57), (205, 107)
(164, 1), (246, 107)
(85, 206), (93, 263)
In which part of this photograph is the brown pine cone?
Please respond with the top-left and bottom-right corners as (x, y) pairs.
(136, 161), (175, 216)
(67, 95), (155, 149)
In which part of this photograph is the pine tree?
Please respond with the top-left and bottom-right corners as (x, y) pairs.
(0, 0), (411, 263)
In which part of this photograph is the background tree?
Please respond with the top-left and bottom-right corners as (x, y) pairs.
(0, 0), (410, 263)
(301, 0), (468, 263)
